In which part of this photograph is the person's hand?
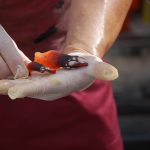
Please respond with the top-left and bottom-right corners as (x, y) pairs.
(0, 25), (30, 79)
(0, 52), (118, 100)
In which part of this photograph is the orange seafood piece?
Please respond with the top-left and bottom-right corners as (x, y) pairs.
(34, 50), (62, 70)
(26, 50), (88, 74)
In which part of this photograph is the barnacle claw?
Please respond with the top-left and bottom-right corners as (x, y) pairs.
(27, 62), (56, 74)
(60, 55), (88, 69)
(27, 50), (88, 75)
(34, 50), (88, 70)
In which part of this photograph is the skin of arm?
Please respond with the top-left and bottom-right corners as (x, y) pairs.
(0, 0), (125, 99)
(64, 0), (133, 58)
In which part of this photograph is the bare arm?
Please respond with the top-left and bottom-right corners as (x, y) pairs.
(64, 0), (132, 57)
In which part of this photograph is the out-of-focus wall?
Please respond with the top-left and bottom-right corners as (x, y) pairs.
(105, 0), (150, 150)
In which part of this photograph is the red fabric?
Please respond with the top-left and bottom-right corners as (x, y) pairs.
(0, 1), (123, 150)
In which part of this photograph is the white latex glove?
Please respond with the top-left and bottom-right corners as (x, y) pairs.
(0, 52), (118, 100)
(0, 25), (30, 79)
(0, 25), (118, 101)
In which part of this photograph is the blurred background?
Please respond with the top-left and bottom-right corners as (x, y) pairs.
(105, 0), (150, 150)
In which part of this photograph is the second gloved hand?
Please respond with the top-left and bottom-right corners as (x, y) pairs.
(0, 52), (118, 100)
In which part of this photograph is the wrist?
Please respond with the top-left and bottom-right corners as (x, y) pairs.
(63, 39), (107, 57)
(63, 45), (98, 56)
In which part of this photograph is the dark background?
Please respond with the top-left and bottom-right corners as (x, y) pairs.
(105, 0), (150, 149)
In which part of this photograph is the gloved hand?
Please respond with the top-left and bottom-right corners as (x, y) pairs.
(0, 52), (118, 100)
(0, 25), (118, 101)
(0, 25), (30, 79)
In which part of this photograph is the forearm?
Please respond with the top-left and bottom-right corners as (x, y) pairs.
(64, 0), (132, 57)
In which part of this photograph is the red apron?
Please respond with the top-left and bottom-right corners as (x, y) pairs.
(0, 1), (123, 150)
